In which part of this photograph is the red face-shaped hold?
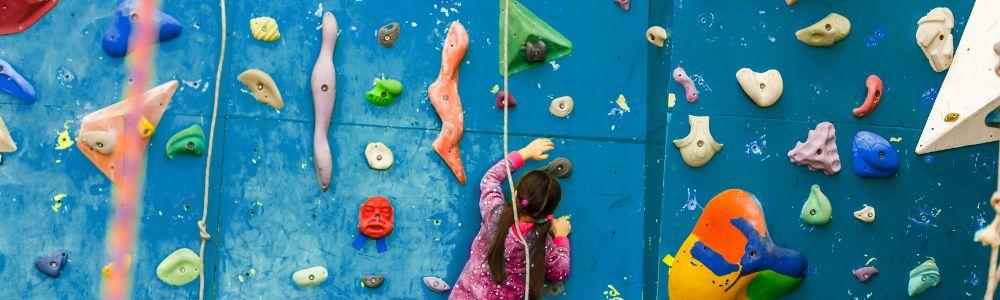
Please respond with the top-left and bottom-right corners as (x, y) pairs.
(359, 196), (394, 239)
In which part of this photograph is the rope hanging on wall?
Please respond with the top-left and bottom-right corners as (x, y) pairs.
(501, 0), (532, 299)
(197, 0), (226, 299)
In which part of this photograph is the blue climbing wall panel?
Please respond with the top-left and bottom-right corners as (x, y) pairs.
(654, 0), (999, 299)
(0, 0), (649, 298)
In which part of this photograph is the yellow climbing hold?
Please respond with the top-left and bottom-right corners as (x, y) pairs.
(615, 94), (631, 112)
(662, 254), (675, 267)
(250, 17), (280, 42)
(55, 130), (73, 150)
(491, 84), (500, 94)
(103, 253), (133, 279)
(138, 117), (154, 139)
(668, 93), (676, 108)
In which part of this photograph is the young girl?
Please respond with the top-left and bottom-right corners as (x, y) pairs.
(450, 138), (572, 299)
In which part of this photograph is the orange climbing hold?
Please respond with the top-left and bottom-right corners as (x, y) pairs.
(852, 75), (883, 118)
(77, 81), (177, 187)
(428, 21), (469, 185)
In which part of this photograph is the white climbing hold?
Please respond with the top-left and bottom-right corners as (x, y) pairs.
(79, 131), (115, 155)
(365, 142), (394, 170)
(736, 68), (783, 108)
(916, 8), (955, 72)
(646, 26), (668, 47)
(0, 116), (15, 153)
(854, 205), (876, 223)
(673, 115), (723, 167)
(550, 96), (574, 118)
(292, 266), (328, 287)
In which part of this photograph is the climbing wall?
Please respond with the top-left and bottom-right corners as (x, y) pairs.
(654, 0), (999, 299)
(0, 0), (649, 298)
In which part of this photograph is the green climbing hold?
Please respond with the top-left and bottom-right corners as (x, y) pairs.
(156, 248), (201, 286)
(499, 0), (573, 75)
(800, 184), (832, 226)
(365, 79), (403, 106)
(746, 270), (804, 300)
(165, 125), (205, 160)
(908, 259), (940, 296)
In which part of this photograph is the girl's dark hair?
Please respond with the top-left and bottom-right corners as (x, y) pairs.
(487, 170), (562, 300)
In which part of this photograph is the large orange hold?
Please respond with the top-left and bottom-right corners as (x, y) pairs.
(428, 21), (469, 184)
(0, 0), (58, 35)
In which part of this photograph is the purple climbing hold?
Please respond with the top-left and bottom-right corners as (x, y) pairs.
(614, 0), (630, 11)
(34, 251), (67, 278)
(495, 91), (517, 109)
(101, 0), (183, 58)
(787, 122), (841, 175)
(852, 266), (878, 283)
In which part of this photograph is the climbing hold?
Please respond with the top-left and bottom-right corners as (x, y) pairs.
(543, 281), (565, 296)
(0, 116), (15, 153)
(156, 248), (201, 286)
(735, 68), (783, 108)
(429, 21), (469, 185)
(77, 81), (177, 187)
(908, 259), (940, 296)
(0, 58), (37, 102)
(852, 75), (883, 118)
(786, 0), (798, 5)
(788, 122), (841, 175)
(165, 124), (205, 160)
(0, 0), (58, 35)
(365, 142), (394, 170)
(668, 189), (807, 299)
(249, 17), (280, 42)
(102, 0), (183, 58)
(541, 157), (573, 178)
(523, 40), (548, 64)
(377, 22), (400, 48)
(361, 274), (385, 288)
(853, 205), (875, 223)
(102, 253), (132, 279)
(852, 266), (878, 283)
(499, 0), (573, 75)
(352, 196), (395, 253)
(495, 91), (517, 109)
(549, 96), (574, 118)
(673, 115), (723, 168)
(55, 131), (73, 150)
(292, 266), (328, 287)
(615, 94), (631, 112)
(365, 78), (403, 107)
(311, 12), (338, 192)
(423, 276), (451, 292)
(137, 117), (155, 139)
(944, 112), (959, 122)
(672, 67), (698, 103)
(237, 69), (284, 110)
(800, 184), (832, 226)
(795, 13), (851, 47)
(916, 8), (954, 72)
(646, 26), (668, 47)
(614, 0), (630, 11)
(78, 131), (115, 155)
(852, 131), (899, 178)
(34, 251), (67, 278)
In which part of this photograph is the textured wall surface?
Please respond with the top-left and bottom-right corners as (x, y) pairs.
(656, 0), (999, 299)
(0, 0), (649, 299)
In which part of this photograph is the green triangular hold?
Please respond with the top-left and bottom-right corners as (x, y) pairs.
(499, 0), (573, 75)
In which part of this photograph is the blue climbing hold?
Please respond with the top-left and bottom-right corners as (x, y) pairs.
(851, 131), (899, 178)
(34, 251), (68, 278)
(0, 58), (36, 103)
(102, 0), (183, 58)
(986, 106), (1000, 128)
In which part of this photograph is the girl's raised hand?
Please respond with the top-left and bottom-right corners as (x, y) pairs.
(518, 138), (554, 161)
(551, 218), (571, 237)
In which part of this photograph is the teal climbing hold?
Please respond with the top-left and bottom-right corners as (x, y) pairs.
(800, 184), (832, 226)
(156, 248), (201, 286)
(365, 79), (403, 106)
(165, 125), (205, 160)
(499, 0), (573, 75)
(908, 259), (940, 296)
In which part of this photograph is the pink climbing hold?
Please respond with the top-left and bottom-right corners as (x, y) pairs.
(614, 0), (630, 11)
(495, 91), (517, 109)
(787, 122), (841, 175)
(673, 67), (698, 103)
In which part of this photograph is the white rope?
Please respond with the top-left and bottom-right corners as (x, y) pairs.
(500, 0), (531, 298)
(198, 0), (226, 299)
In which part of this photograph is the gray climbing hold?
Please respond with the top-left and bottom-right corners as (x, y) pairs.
(423, 276), (450, 292)
(549, 96), (574, 118)
(362, 274), (385, 288)
(524, 40), (547, 64)
(541, 157), (573, 178)
(292, 266), (328, 287)
(544, 281), (566, 296)
(378, 22), (400, 48)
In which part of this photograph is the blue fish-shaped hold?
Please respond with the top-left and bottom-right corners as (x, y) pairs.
(34, 251), (68, 278)
(0, 59), (36, 103)
(102, 0), (183, 58)
(851, 131), (899, 178)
